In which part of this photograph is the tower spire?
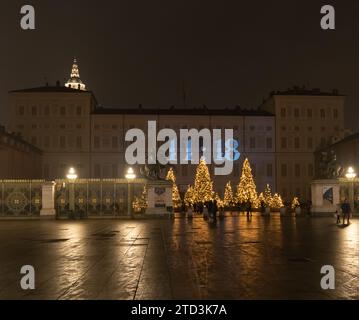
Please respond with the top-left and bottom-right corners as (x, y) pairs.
(65, 58), (86, 91)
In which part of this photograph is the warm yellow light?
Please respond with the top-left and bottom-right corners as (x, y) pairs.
(345, 167), (356, 179)
(66, 167), (78, 180)
(125, 167), (136, 180)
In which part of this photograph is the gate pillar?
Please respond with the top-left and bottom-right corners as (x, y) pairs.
(40, 181), (56, 217)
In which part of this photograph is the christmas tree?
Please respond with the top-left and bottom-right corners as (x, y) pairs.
(132, 186), (148, 212)
(214, 192), (224, 208)
(291, 197), (300, 210)
(193, 159), (214, 204)
(271, 193), (284, 208)
(166, 167), (182, 209)
(184, 185), (194, 206)
(223, 181), (234, 207)
(263, 184), (273, 207)
(235, 158), (259, 207)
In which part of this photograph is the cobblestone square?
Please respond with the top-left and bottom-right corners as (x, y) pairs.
(0, 215), (358, 300)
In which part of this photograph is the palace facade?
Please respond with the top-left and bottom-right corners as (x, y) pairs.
(4, 60), (347, 201)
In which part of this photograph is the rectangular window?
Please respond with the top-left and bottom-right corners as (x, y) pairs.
(103, 138), (110, 148)
(281, 137), (287, 149)
(60, 136), (66, 149)
(112, 136), (118, 149)
(94, 164), (101, 178)
(76, 106), (82, 115)
(320, 109), (325, 119)
(266, 137), (272, 149)
(280, 108), (286, 118)
(44, 136), (50, 148)
(76, 136), (82, 148)
(60, 106), (66, 116)
(31, 106), (37, 116)
(295, 164), (300, 177)
(294, 137), (300, 149)
(307, 137), (313, 149)
(281, 164), (287, 177)
(19, 106), (25, 116)
(333, 109), (339, 119)
(294, 108), (300, 118)
(44, 106), (50, 116)
(307, 109), (312, 118)
(94, 136), (100, 149)
(31, 136), (37, 145)
(267, 164), (273, 177)
(249, 137), (256, 149)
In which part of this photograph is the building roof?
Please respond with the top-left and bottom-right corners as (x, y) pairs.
(92, 106), (274, 117)
(269, 86), (345, 97)
(9, 85), (92, 94)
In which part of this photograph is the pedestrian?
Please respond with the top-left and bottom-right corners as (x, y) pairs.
(335, 209), (341, 224)
(340, 198), (351, 225)
(246, 201), (252, 220)
(212, 199), (218, 222)
(203, 204), (209, 220)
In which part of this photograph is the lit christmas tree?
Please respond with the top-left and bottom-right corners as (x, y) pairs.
(263, 184), (273, 207)
(223, 181), (234, 207)
(291, 197), (300, 210)
(235, 158), (259, 207)
(166, 167), (182, 209)
(193, 159), (214, 204)
(184, 185), (194, 206)
(132, 186), (148, 212)
(271, 193), (284, 208)
(213, 192), (225, 208)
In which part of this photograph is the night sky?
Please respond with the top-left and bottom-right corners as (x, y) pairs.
(1, 0), (359, 131)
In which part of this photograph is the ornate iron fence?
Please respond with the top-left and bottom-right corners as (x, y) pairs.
(0, 180), (43, 216)
(55, 179), (147, 218)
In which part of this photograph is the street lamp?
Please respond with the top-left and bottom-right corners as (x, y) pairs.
(345, 166), (356, 213)
(66, 167), (78, 217)
(125, 167), (136, 217)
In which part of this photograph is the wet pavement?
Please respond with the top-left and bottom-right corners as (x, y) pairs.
(0, 214), (358, 300)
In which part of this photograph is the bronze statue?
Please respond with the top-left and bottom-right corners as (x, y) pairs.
(318, 150), (343, 179)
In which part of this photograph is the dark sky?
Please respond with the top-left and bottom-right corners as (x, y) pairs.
(1, 0), (359, 130)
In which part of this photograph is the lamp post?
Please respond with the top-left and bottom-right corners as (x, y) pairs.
(125, 167), (136, 218)
(345, 166), (356, 213)
(66, 167), (78, 218)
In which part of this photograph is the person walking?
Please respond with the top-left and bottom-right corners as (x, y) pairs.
(341, 198), (351, 225)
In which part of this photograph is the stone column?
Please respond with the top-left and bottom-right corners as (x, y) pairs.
(40, 181), (56, 217)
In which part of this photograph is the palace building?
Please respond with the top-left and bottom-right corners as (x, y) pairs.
(4, 60), (347, 201)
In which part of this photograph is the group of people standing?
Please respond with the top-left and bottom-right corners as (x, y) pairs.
(183, 200), (221, 222)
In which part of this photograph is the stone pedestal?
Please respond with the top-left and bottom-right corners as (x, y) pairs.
(145, 180), (173, 216)
(40, 181), (56, 217)
(311, 179), (339, 215)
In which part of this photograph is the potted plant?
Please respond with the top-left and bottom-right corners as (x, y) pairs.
(291, 197), (301, 215)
